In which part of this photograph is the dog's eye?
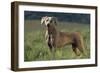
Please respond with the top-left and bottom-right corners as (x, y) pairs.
(46, 19), (49, 21)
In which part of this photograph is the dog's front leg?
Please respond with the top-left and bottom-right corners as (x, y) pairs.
(45, 30), (49, 43)
(48, 35), (56, 60)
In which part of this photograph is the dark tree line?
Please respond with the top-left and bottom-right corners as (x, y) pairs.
(24, 11), (90, 24)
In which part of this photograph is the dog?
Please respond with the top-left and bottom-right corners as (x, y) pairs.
(41, 16), (85, 56)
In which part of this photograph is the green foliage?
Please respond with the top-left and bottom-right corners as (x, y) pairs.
(24, 20), (90, 61)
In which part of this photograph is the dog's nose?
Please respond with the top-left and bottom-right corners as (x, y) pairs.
(47, 24), (50, 27)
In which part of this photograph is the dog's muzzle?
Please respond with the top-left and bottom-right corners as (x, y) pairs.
(47, 24), (50, 27)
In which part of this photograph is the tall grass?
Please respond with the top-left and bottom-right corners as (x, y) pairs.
(24, 20), (90, 61)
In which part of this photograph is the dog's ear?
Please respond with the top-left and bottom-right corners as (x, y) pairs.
(52, 17), (58, 25)
(41, 16), (47, 25)
(41, 17), (45, 25)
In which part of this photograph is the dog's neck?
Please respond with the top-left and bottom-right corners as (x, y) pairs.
(47, 25), (57, 35)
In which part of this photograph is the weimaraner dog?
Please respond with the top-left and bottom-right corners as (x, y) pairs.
(41, 16), (85, 56)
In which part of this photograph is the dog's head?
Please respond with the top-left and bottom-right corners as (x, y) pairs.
(41, 16), (58, 26)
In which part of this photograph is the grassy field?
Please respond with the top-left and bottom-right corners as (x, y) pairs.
(24, 20), (90, 62)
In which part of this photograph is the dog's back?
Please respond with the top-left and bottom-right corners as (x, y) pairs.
(54, 31), (84, 48)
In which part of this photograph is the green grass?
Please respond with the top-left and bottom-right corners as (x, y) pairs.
(24, 20), (90, 61)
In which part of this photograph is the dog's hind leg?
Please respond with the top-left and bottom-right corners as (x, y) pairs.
(77, 44), (86, 56)
(77, 36), (86, 56)
(72, 43), (80, 56)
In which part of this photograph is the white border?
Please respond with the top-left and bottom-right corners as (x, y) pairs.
(18, 5), (96, 68)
